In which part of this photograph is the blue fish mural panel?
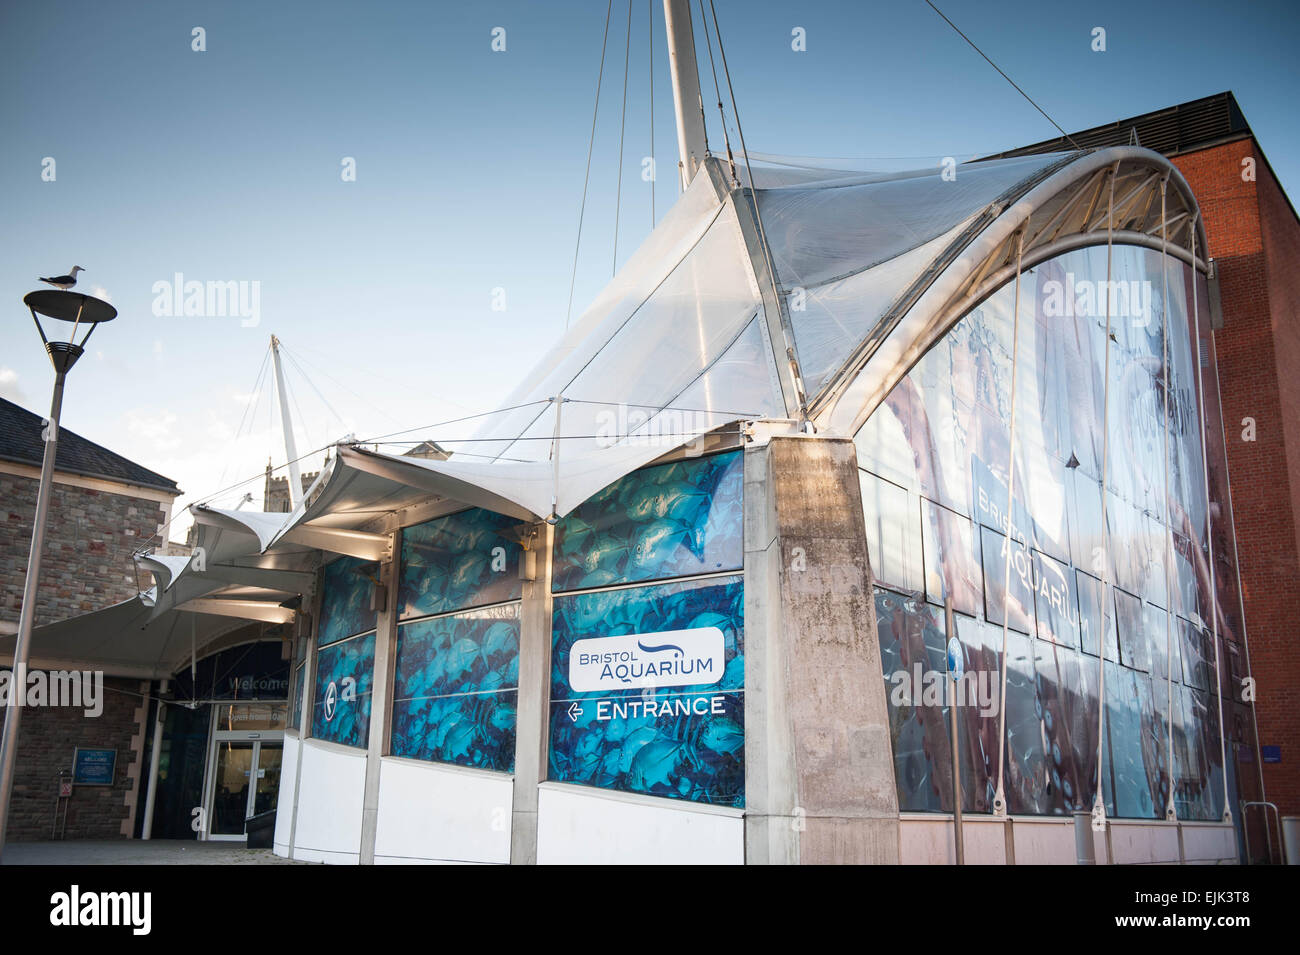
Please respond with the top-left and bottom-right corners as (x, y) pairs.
(552, 450), (743, 592)
(398, 508), (525, 619)
(391, 605), (521, 772)
(549, 575), (744, 806)
(318, 555), (378, 647)
(312, 632), (376, 748)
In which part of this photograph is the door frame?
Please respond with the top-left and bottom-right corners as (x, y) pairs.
(200, 703), (287, 842)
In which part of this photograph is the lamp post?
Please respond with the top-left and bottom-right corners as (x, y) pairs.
(0, 289), (116, 859)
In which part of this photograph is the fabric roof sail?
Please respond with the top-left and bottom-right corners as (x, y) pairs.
(18, 143), (1209, 674)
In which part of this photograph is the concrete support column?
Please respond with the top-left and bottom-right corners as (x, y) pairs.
(510, 523), (554, 865)
(743, 436), (899, 864)
(360, 542), (398, 865)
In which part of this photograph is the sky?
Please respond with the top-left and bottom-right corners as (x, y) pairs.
(2, 0), (1297, 540)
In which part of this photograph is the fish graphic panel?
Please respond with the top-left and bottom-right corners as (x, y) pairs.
(318, 555), (378, 647)
(391, 605), (521, 772)
(399, 507), (526, 619)
(312, 632), (375, 748)
(552, 450), (743, 592)
(549, 575), (744, 806)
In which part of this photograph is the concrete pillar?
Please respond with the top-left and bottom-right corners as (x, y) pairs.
(743, 435), (899, 864)
(359, 541), (398, 865)
(511, 523), (554, 865)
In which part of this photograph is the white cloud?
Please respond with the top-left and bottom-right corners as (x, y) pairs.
(0, 367), (25, 405)
(124, 408), (181, 450)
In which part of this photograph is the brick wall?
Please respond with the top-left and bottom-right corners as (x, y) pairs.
(1174, 140), (1300, 816)
(1, 473), (168, 629)
(0, 676), (148, 842)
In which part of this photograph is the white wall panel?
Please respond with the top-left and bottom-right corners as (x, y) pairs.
(374, 757), (512, 865)
(537, 783), (742, 865)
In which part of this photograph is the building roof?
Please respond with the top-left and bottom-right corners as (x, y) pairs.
(0, 396), (180, 494)
(981, 91), (1251, 159)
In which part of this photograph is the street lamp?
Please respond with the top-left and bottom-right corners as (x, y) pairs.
(0, 289), (116, 858)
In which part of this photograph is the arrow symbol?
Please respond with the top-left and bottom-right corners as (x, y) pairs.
(567, 702), (583, 723)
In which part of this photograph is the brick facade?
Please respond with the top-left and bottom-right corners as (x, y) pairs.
(1173, 141), (1300, 817)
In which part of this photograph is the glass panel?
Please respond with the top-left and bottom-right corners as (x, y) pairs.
(860, 470), (922, 594)
(552, 450), (743, 593)
(920, 498), (982, 616)
(548, 575), (744, 806)
(1032, 549), (1079, 648)
(312, 632), (376, 748)
(214, 703), (287, 732)
(170, 641), (289, 702)
(1076, 570), (1118, 661)
(290, 664), (305, 731)
(875, 589), (949, 812)
(1104, 663), (1157, 818)
(149, 702), (210, 840)
(980, 526), (1035, 635)
(1035, 640), (1094, 813)
(253, 745), (282, 816)
(391, 604), (521, 772)
(318, 556), (378, 647)
(398, 507), (526, 619)
(1001, 629), (1045, 814)
(1114, 588), (1148, 671)
(211, 742), (254, 835)
(853, 244), (1252, 819)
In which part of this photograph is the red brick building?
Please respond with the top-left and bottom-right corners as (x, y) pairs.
(994, 92), (1300, 843)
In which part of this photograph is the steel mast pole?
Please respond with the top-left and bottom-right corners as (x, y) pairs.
(270, 334), (303, 510)
(663, 0), (707, 190)
(0, 343), (80, 859)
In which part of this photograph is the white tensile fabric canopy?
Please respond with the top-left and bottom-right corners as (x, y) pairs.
(12, 145), (1207, 673)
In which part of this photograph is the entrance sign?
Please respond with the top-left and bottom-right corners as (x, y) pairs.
(72, 748), (116, 785)
(569, 627), (725, 692)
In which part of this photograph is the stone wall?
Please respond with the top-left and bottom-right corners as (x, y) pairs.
(0, 675), (149, 842)
(1, 472), (168, 629)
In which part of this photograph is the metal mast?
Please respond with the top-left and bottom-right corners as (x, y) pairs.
(663, 0), (707, 189)
(270, 334), (303, 510)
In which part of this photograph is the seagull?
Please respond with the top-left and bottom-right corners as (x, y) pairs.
(38, 266), (85, 291)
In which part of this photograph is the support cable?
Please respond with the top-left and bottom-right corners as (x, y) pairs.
(566, 0), (615, 330)
(216, 343), (271, 491)
(697, 0), (737, 184)
(921, 0), (1081, 150)
(649, 0), (656, 225)
(1189, 220), (1232, 822)
(991, 229), (1025, 818)
(1159, 177), (1178, 822)
(613, 0), (632, 275)
(1092, 165), (1118, 830)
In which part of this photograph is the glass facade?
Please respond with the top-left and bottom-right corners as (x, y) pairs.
(312, 556), (378, 748)
(547, 450), (746, 806)
(857, 244), (1242, 820)
(390, 508), (524, 771)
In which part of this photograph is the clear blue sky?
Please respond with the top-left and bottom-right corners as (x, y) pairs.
(2, 0), (1296, 535)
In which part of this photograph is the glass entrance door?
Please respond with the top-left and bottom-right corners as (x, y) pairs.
(203, 703), (287, 841)
(252, 743), (282, 817)
(211, 742), (255, 836)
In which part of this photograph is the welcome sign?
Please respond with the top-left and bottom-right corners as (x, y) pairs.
(568, 627), (725, 692)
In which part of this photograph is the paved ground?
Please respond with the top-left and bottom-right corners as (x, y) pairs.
(2, 839), (310, 864)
